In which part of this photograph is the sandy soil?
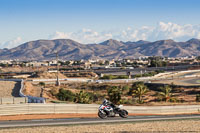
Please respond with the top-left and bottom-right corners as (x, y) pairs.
(23, 82), (42, 97)
(33, 71), (67, 79)
(0, 114), (98, 121)
(1, 66), (25, 73)
(152, 78), (200, 86)
(0, 120), (200, 132)
(0, 81), (20, 97)
(1, 66), (48, 73)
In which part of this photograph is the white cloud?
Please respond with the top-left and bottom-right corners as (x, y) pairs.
(49, 29), (113, 44)
(152, 22), (200, 41)
(119, 22), (200, 42)
(48, 31), (71, 39)
(0, 37), (23, 49)
(2, 22), (200, 49)
(48, 22), (200, 44)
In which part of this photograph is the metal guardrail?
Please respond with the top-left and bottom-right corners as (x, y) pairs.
(0, 104), (200, 116)
(19, 79), (46, 103)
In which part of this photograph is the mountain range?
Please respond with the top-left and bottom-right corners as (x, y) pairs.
(0, 38), (200, 60)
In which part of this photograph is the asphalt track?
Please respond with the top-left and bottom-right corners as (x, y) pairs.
(0, 114), (200, 128)
(181, 78), (200, 85)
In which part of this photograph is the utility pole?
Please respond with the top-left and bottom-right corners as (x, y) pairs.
(56, 52), (60, 86)
(155, 57), (158, 68)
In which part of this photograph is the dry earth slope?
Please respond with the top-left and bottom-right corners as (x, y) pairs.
(0, 38), (200, 60)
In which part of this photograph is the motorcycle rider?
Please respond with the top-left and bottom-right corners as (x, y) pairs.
(102, 99), (116, 113)
(102, 99), (109, 106)
(98, 99), (128, 118)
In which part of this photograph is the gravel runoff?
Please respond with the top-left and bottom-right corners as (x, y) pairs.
(0, 120), (200, 133)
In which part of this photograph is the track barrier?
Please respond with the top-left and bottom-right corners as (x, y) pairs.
(0, 103), (200, 116)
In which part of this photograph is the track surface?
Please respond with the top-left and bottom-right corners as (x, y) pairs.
(0, 114), (200, 128)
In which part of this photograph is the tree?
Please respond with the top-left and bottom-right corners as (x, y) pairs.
(196, 94), (200, 102)
(56, 88), (75, 102)
(21, 63), (25, 67)
(100, 75), (113, 80)
(131, 82), (148, 104)
(105, 60), (110, 65)
(196, 56), (200, 61)
(107, 86), (122, 104)
(5, 63), (9, 68)
(75, 91), (91, 104)
(39, 82), (45, 87)
(158, 85), (172, 102)
(148, 56), (168, 67)
(122, 85), (130, 93)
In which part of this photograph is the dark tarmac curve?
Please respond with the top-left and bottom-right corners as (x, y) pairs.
(182, 78), (200, 85)
(0, 114), (200, 128)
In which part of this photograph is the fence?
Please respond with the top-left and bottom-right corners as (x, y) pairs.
(0, 103), (200, 116)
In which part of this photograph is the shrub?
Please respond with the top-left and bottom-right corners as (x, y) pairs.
(121, 99), (134, 105)
(75, 91), (92, 104)
(56, 88), (75, 102)
(100, 75), (113, 80)
(50, 88), (58, 96)
(196, 94), (200, 102)
(107, 86), (122, 104)
(39, 82), (45, 87)
(158, 85), (173, 102)
(90, 85), (109, 91)
(100, 75), (129, 80)
(117, 75), (129, 79)
(134, 70), (165, 78)
(122, 85), (130, 92)
(155, 70), (165, 73)
(87, 92), (103, 103)
(169, 97), (179, 103)
(130, 82), (148, 104)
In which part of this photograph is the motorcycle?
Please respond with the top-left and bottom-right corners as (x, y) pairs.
(98, 103), (128, 119)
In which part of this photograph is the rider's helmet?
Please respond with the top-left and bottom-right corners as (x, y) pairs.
(102, 99), (109, 106)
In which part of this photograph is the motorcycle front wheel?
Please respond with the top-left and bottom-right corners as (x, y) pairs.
(119, 110), (128, 118)
(98, 110), (107, 119)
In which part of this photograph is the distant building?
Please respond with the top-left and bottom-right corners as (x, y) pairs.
(25, 61), (48, 67)
(0, 60), (12, 64)
(48, 60), (61, 66)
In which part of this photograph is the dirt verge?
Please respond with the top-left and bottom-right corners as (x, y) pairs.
(0, 113), (199, 121)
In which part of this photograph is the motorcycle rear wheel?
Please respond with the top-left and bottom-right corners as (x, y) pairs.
(119, 110), (128, 118)
(98, 111), (107, 119)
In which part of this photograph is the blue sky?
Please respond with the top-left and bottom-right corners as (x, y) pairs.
(1, 0), (200, 48)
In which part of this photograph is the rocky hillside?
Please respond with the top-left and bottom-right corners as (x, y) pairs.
(0, 38), (200, 60)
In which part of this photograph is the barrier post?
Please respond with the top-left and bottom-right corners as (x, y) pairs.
(28, 103), (29, 114)
(76, 104), (78, 115)
(54, 104), (56, 114)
